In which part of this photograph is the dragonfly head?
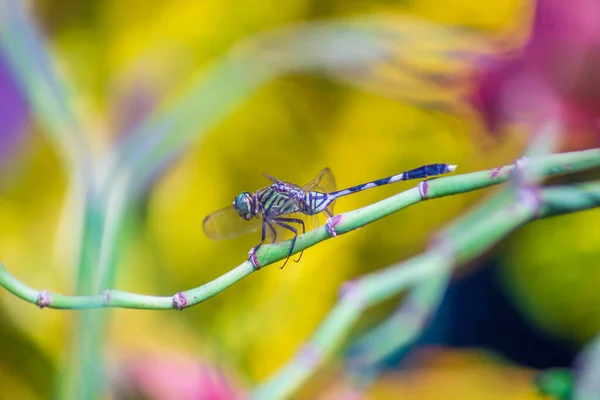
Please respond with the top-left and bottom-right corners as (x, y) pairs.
(233, 192), (256, 220)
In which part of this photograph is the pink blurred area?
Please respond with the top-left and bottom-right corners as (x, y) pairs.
(471, 0), (600, 148)
(0, 53), (29, 165)
(113, 354), (244, 400)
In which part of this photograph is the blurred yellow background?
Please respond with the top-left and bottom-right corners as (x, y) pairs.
(2, 0), (599, 399)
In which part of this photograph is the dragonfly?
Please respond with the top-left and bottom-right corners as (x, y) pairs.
(203, 163), (456, 268)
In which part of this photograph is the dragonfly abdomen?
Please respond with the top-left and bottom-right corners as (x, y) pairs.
(402, 163), (454, 180)
(328, 163), (456, 199)
(302, 191), (333, 215)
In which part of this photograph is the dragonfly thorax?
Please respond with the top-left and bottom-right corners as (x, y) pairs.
(272, 182), (304, 201)
(233, 192), (258, 220)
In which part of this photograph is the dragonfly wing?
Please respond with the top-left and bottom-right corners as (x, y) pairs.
(302, 168), (337, 192)
(302, 167), (337, 216)
(203, 205), (261, 240)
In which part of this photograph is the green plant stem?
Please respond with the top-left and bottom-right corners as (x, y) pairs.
(252, 180), (600, 400)
(346, 270), (451, 372)
(340, 188), (521, 389)
(341, 188), (516, 381)
(72, 176), (132, 399)
(75, 197), (105, 295)
(0, 149), (599, 311)
(59, 192), (108, 400)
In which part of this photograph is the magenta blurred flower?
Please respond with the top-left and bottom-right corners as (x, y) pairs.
(0, 52), (29, 164)
(113, 354), (244, 400)
(471, 0), (600, 144)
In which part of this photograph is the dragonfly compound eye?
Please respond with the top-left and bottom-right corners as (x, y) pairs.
(233, 192), (255, 220)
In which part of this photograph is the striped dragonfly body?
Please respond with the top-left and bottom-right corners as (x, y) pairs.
(302, 163), (455, 215)
(203, 163), (456, 267)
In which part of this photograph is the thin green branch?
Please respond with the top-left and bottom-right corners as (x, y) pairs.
(342, 187), (514, 382)
(346, 271), (451, 373)
(0, 149), (598, 311)
(252, 180), (600, 400)
(338, 174), (537, 389)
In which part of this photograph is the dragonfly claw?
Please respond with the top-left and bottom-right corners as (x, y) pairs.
(418, 180), (429, 200)
(326, 215), (342, 237)
(248, 246), (261, 270)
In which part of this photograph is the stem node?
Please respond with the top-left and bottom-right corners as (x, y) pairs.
(172, 292), (188, 311)
(37, 290), (50, 309)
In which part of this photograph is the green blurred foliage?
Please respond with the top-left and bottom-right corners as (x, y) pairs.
(501, 206), (600, 343)
(535, 368), (573, 400)
(1, 0), (579, 398)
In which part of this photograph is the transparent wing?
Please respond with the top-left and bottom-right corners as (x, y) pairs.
(205, 169), (337, 243)
(302, 167), (337, 192)
(202, 205), (261, 240)
(302, 167), (337, 216)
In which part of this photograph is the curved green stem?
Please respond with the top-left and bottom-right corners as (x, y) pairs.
(0, 149), (599, 311)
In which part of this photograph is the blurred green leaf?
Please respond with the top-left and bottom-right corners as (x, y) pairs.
(535, 368), (573, 400)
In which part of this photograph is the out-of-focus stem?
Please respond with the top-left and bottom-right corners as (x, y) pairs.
(574, 333), (600, 399)
(252, 181), (600, 400)
(0, 0), (91, 172)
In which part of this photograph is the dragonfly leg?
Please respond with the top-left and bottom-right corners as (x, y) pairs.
(249, 219), (271, 269)
(267, 219), (278, 243)
(274, 217), (306, 263)
(272, 219), (301, 269)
